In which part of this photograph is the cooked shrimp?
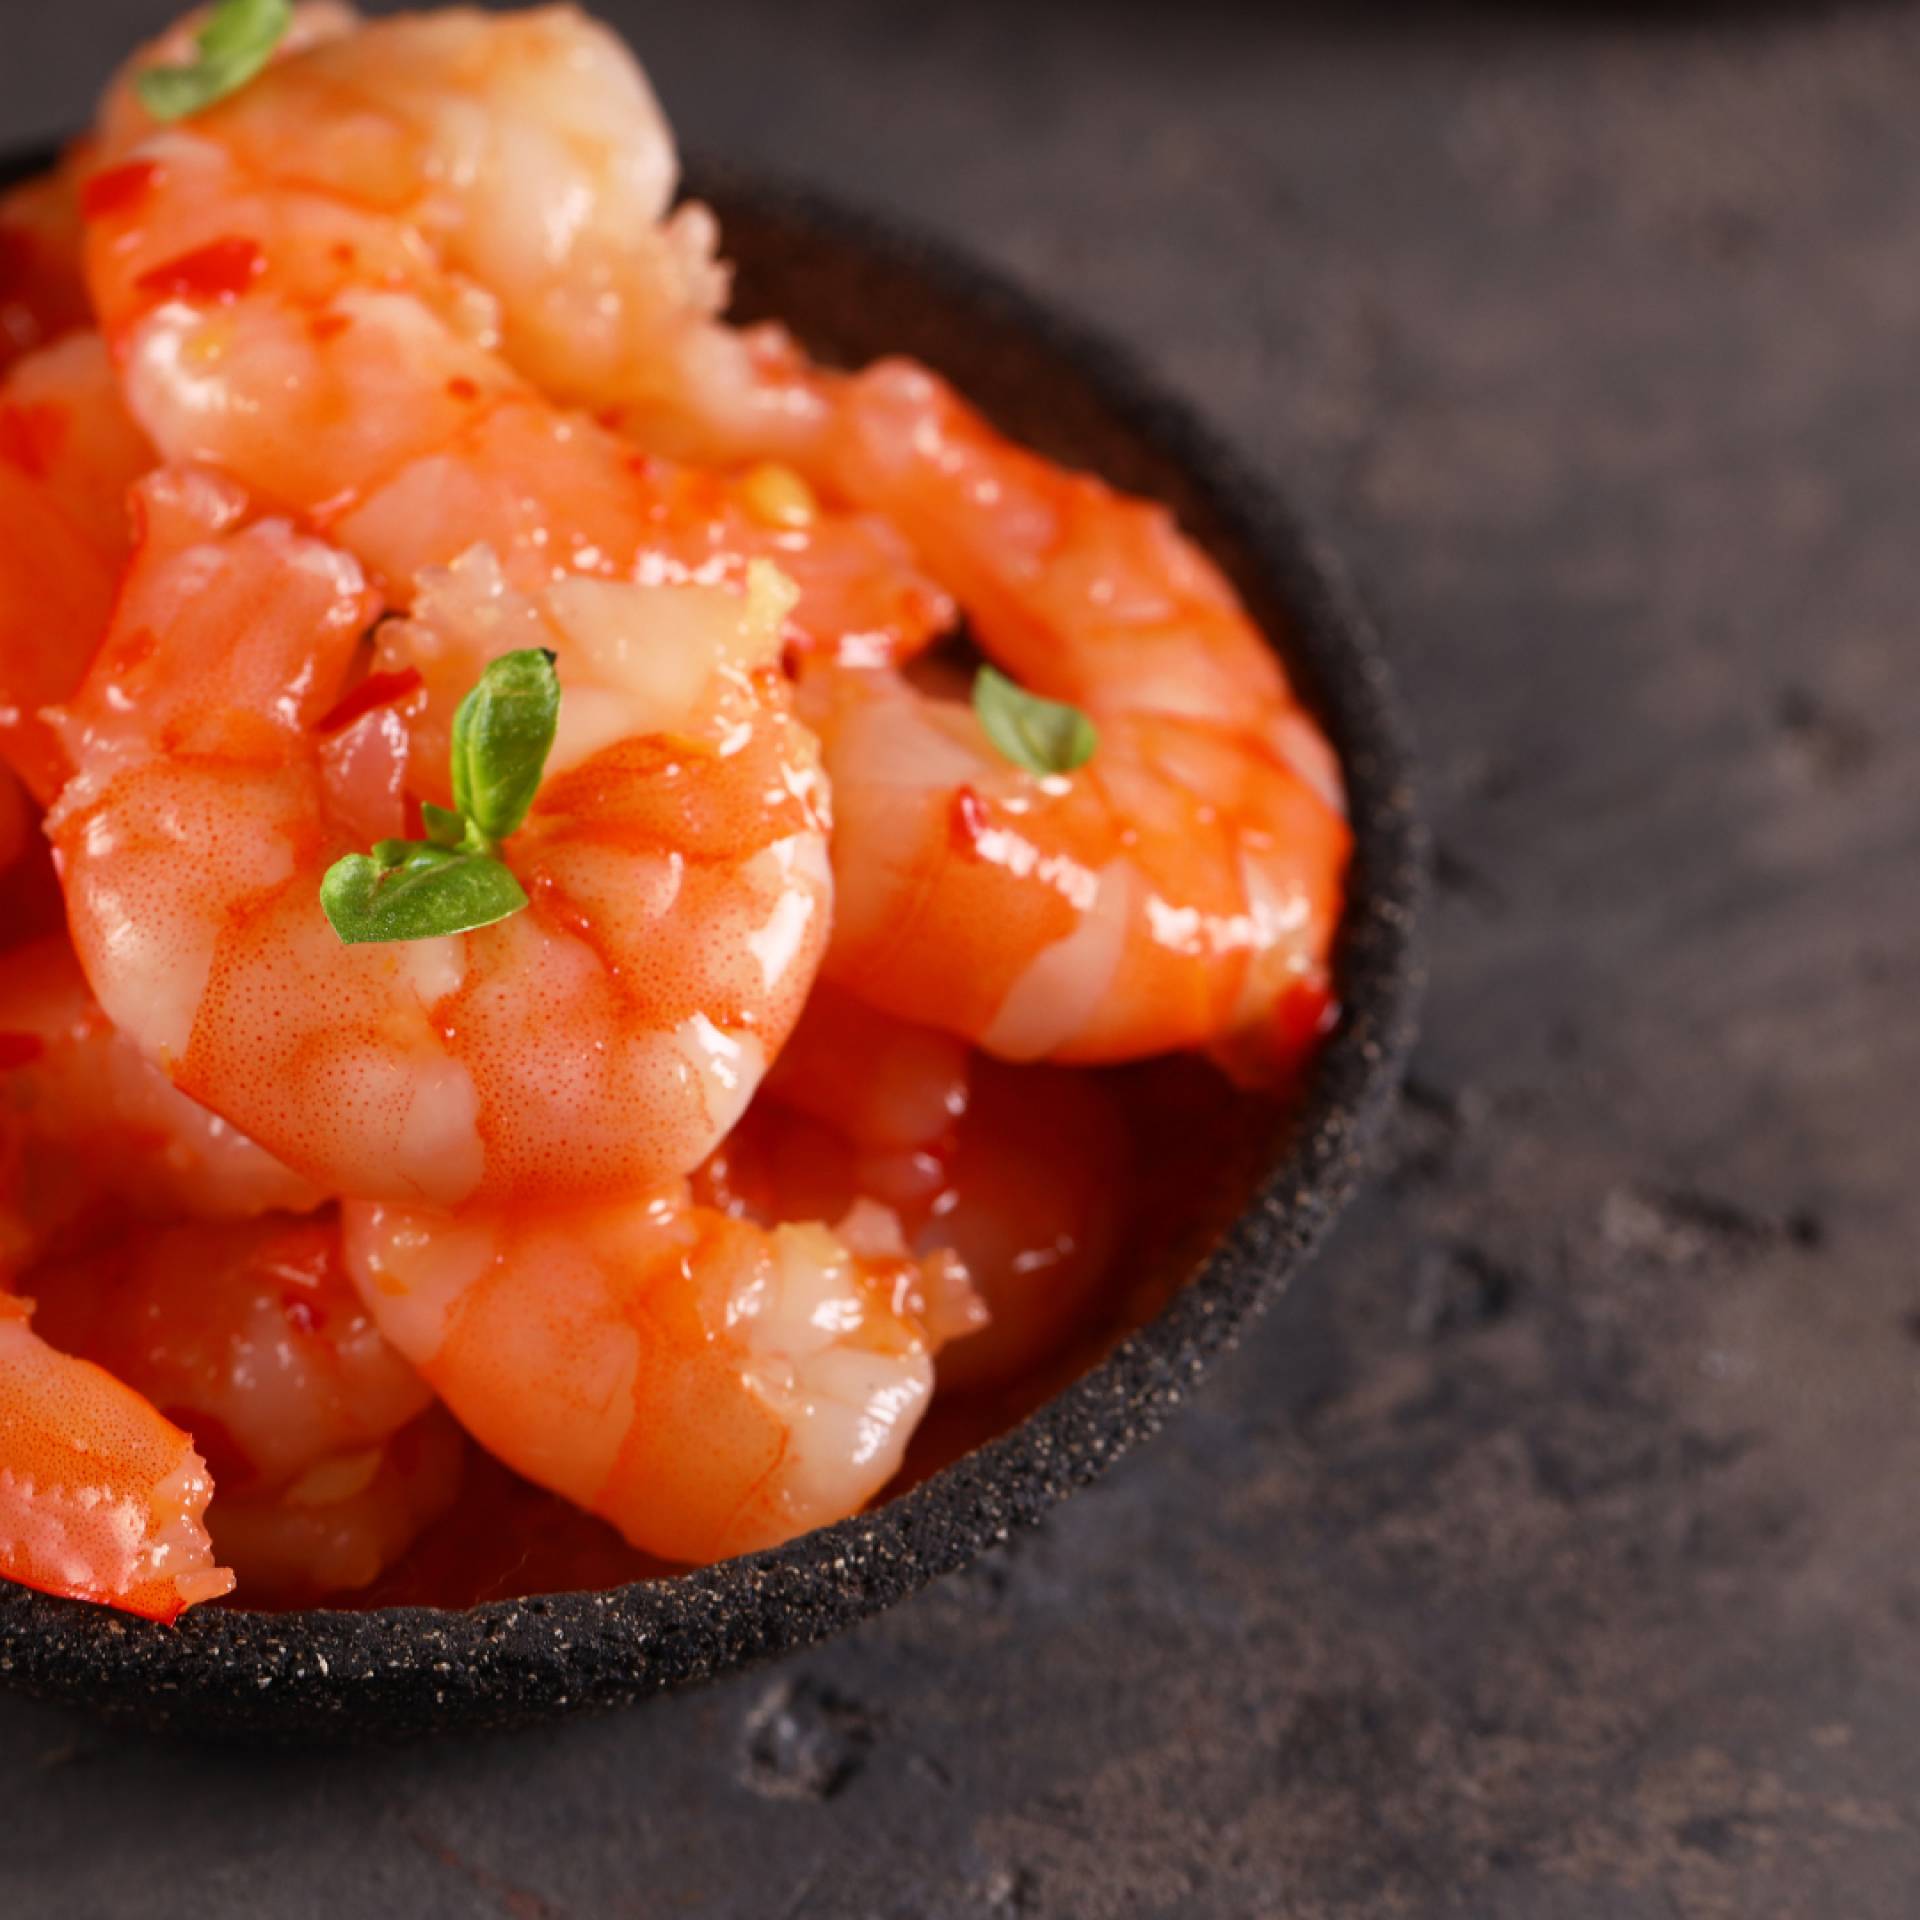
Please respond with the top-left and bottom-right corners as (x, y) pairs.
(0, 162), (89, 371)
(0, 1292), (234, 1621)
(206, 1406), (464, 1600)
(48, 466), (831, 1208)
(29, 1207), (460, 1597)
(340, 1183), (970, 1563)
(0, 332), (152, 800)
(29, 1211), (433, 1496)
(99, 2), (826, 468)
(0, 936), (322, 1279)
(705, 999), (1128, 1395)
(78, 95), (949, 664)
(808, 660), (1347, 1078)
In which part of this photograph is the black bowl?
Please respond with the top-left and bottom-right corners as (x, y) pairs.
(0, 143), (1425, 1741)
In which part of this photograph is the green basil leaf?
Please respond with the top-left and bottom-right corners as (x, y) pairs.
(972, 665), (1098, 776)
(448, 649), (560, 841)
(320, 843), (528, 945)
(136, 0), (293, 121)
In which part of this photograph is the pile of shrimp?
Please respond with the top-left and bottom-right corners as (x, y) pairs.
(0, 1), (1348, 1621)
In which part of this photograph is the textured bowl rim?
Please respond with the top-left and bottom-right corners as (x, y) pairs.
(0, 141), (1427, 1738)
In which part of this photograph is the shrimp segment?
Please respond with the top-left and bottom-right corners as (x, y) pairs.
(29, 1213), (433, 1496)
(100, 3), (826, 468)
(341, 1185), (959, 1563)
(708, 999), (1129, 1395)
(48, 467), (831, 1208)
(0, 1293), (235, 1621)
(29, 1214), (458, 1597)
(206, 1406), (465, 1601)
(809, 665), (1347, 1074)
(0, 333), (152, 800)
(0, 936), (322, 1280)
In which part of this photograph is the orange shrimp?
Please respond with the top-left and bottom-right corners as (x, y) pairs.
(806, 661), (1346, 1077)
(0, 1292), (234, 1621)
(48, 466), (831, 1208)
(0, 331), (152, 800)
(30, 1212), (433, 1497)
(205, 1406), (464, 1601)
(77, 85), (949, 665)
(789, 364), (1349, 1080)
(0, 935), (322, 1280)
(96, 3), (828, 469)
(703, 991), (1128, 1394)
(340, 1183), (974, 1564)
(29, 1212), (460, 1598)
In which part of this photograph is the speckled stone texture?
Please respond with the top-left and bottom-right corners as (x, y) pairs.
(3, 0), (1918, 1913)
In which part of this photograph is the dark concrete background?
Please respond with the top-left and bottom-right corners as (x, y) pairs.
(4, 1), (1919, 1913)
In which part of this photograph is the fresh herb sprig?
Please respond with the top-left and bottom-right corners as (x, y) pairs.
(972, 665), (1098, 776)
(321, 649), (560, 946)
(137, 0), (293, 122)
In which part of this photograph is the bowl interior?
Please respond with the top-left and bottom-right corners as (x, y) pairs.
(0, 147), (1423, 1740)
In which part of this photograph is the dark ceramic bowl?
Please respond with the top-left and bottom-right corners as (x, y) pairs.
(0, 143), (1424, 1741)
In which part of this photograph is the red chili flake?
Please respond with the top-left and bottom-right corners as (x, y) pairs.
(315, 666), (423, 736)
(309, 311), (351, 343)
(948, 784), (991, 855)
(445, 375), (479, 402)
(0, 1032), (46, 1070)
(0, 401), (65, 480)
(80, 159), (161, 221)
(329, 241), (357, 267)
(135, 235), (265, 303)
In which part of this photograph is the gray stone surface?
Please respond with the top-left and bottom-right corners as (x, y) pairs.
(4, 0), (1918, 1913)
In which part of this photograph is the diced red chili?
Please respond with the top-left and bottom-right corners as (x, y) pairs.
(80, 159), (161, 221)
(135, 236), (266, 303)
(315, 666), (423, 736)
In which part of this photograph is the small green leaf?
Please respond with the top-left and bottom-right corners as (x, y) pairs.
(972, 665), (1098, 776)
(420, 802), (476, 852)
(320, 844), (528, 945)
(449, 649), (560, 841)
(136, 0), (293, 121)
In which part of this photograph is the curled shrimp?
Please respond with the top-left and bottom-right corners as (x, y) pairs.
(800, 365), (1349, 1080)
(0, 1292), (234, 1621)
(0, 935), (322, 1279)
(808, 657), (1346, 1077)
(77, 90), (949, 666)
(29, 1213), (460, 1596)
(96, 2), (826, 469)
(0, 332), (152, 800)
(340, 1183), (974, 1564)
(48, 466), (831, 1208)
